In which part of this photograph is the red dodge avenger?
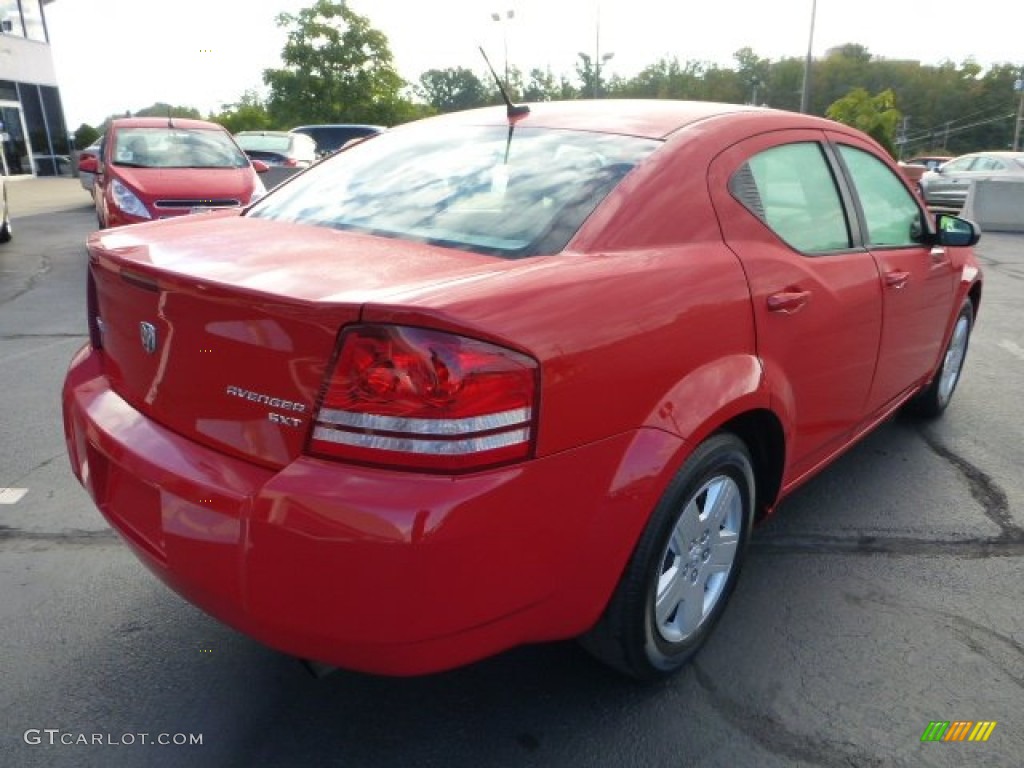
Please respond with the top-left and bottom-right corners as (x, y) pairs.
(62, 100), (982, 680)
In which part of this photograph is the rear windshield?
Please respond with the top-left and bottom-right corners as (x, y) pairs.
(236, 134), (292, 153)
(247, 125), (659, 258)
(113, 128), (249, 169)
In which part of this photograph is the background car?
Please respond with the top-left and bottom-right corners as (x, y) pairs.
(234, 130), (317, 168)
(64, 101), (982, 682)
(918, 151), (1024, 209)
(897, 154), (952, 184)
(83, 117), (269, 228)
(288, 123), (385, 157)
(78, 138), (102, 195)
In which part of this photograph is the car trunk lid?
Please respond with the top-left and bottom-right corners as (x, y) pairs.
(87, 214), (504, 468)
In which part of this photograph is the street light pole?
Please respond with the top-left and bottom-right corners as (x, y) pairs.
(490, 10), (514, 84)
(593, 7), (613, 98)
(1013, 69), (1024, 151)
(799, 0), (817, 114)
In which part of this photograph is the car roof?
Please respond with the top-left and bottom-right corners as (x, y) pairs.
(399, 100), (839, 140)
(236, 130), (294, 137)
(961, 151), (1024, 159)
(109, 117), (226, 131)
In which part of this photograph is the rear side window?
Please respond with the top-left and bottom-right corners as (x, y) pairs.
(838, 145), (922, 247)
(731, 142), (851, 253)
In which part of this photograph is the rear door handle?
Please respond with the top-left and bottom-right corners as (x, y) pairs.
(885, 270), (910, 289)
(767, 290), (811, 313)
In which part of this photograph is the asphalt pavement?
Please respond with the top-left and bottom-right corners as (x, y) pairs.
(0, 178), (1021, 768)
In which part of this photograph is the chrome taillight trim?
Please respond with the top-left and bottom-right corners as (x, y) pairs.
(316, 406), (531, 436)
(311, 425), (530, 455)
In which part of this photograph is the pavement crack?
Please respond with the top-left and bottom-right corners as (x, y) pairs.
(0, 525), (118, 549)
(751, 533), (1024, 558)
(692, 663), (885, 767)
(917, 429), (1022, 538)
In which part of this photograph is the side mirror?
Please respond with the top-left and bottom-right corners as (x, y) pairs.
(251, 159), (269, 174)
(78, 155), (98, 174)
(935, 214), (980, 247)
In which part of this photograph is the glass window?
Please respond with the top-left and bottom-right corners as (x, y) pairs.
(0, 0), (24, 36)
(838, 145), (922, 248)
(16, 81), (46, 161)
(113, 127), (249, 169)
(41, 85), (68, 155)
(734, 142), (851, 253)
(943, 157), (975, 172)
(972, 156), (1003, 172)
(249, 125), (659, 258)
(20, 0), (45, 42)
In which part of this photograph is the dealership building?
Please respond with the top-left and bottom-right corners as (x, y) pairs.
(0, 0), (68, 176)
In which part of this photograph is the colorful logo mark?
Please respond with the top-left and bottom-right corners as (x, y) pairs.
(921, 721), (997, 742)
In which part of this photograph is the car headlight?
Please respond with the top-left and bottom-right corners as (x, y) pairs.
(111, 179), (151, 219)
(249, 175), (267, 205)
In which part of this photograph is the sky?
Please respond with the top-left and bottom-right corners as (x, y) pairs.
(45, 0), (1023, 129)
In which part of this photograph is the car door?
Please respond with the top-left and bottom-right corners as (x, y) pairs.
(832, 138), (955, 412)
(924, 155), (976, 205)
(708, 131), (883, 482)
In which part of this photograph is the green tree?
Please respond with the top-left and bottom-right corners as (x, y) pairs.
(209, 90), (273, 133)
(263, 0), (414, 127)
(134, 102), (202, 119)
(418, 67), (489, 113)
(827, 87), (902, 155)
(73, 123), (100, 149)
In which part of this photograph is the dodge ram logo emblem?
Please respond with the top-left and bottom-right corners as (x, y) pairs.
(139, 322), (158, 354)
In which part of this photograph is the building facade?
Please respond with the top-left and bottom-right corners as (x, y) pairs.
(0, 0), (68, 176)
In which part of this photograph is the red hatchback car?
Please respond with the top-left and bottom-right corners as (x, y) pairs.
(63, 100), (982, 680)
(84, 117), (268, 229)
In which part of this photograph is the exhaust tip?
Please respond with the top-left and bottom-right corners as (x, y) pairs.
(299, 658), (338, 679)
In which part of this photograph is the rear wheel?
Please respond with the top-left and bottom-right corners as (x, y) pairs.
(581, 433), (755, 680)
(908, 298), (974, 418)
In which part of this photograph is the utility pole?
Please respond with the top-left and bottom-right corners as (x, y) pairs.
(799, 0), (817, 113)
(1013, 69), (1024, 151)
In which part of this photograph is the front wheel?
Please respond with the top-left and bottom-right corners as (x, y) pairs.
(581, 433), (755, 680)
(907, 298), (974, 418)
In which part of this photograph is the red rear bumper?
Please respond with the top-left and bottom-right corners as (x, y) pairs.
(62, 345), (682, 675)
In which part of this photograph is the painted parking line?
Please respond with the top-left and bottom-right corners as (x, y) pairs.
(0, 487), (28, 504)
(998, 339), (1024, 362)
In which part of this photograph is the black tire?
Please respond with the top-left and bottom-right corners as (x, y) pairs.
(581, 433), (755, 680)
(0, 217), (11, 243)
(907, 298), (974, 418)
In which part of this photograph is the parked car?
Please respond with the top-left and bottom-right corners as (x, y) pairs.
(289, 123), (385, 156)
(80, 117), (268, 229)
(918, 151), (1024, 209)
(78, 138), (102, 195)
(0, 176), (11, 242)
(897, 154), (952, 185)
(234, 130), (317, 168)
(63, 100), (982, 681)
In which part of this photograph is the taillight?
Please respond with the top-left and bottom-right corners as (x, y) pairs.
(308, 325), (538, 471)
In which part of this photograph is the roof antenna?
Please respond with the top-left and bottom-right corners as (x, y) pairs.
(478, 46), (529, 119)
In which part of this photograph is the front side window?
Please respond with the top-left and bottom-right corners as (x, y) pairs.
(838, 145), (922, 247)
(248, 125), (659, 258)
(113, 128), (249, 169)
(943, 157), (975, 172)
(732, 142), (850, 253)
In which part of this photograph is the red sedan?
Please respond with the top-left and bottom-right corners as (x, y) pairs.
(62, 100), (982, 680)
(81, 117), (268, 229)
